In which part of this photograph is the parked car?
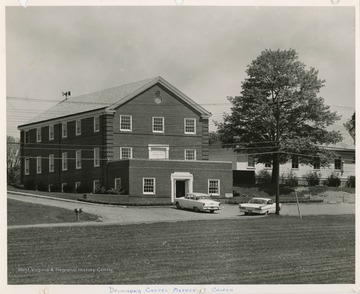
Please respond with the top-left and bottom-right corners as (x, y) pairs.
(175, 193), (221, 213)
(239, 197), (280, 215)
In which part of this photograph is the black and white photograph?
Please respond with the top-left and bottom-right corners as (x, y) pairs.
(3, 0), (358, 292)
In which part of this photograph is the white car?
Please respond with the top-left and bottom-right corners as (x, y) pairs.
(239, 197), (280, 215)
(175, 193), (221, 213)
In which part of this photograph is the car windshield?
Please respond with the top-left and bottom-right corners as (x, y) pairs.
(249, 199), (268, 204)
(195, 196), (212, 200)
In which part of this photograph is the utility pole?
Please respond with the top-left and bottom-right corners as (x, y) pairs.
(275, 97), (280, 215)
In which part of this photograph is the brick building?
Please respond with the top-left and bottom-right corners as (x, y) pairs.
(19, 76), (233, 203)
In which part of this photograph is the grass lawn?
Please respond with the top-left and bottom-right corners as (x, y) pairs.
(8, 215), (355, 284)
(8, 199), (100, 225)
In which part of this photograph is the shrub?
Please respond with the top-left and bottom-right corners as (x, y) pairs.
(95, 185), (107, 194)
(62, 184), (73, 193)
(325, 172), (341, 187)
(76, 184), (92, 194)
(24, 180), (36, 190)
(302, 171), (321, 186)
(346, 176), (355, 188)
(284, 170), (298, 187)
(256, 169), (272, 184)
(36, 182), (48, 192)
(50, 185), (60, 192)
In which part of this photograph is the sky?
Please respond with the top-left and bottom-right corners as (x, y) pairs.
(5, 4), (356, 139)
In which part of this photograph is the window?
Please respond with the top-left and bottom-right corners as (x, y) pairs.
(24, 158), (30, 175)
(148, 144), (169, 159)
(184, 118), (196, 134)
(265, 162), (272, 168)
(62, 152), (68, 171)
(313, 157), (320, 170)
(49, 154), (54, 173)
(247, 155), (255, 168)
(94, 148), (100, 167)
(120, 147), (133, 159)
(75, 182), (81, 192)
(208, 179), (220, 196)
(76, 120), (81, 136)
(152, 117), (164, 133)
(62, 122), (67, 138)
(292, 156), (299, 169)
(93, 180), (100, 193)
(36, 127), (42, 142)
(94, 116), (100, 133)
(114, 178), (121, 190)
(143, 178), (155, 195)
(25, 131), (30, 144)
(61, 183), (67, 192)
(335, 158), (342, 170)
(49, 125), (54, 140)
(76, 150), (82, 169)
(185, 149), (196, 160)
(36, 156), (42, 174)
(48, 184), (53, 192)
(120, 115), (132, 131)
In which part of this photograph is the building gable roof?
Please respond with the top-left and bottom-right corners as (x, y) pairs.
(19, 76), (211, 128)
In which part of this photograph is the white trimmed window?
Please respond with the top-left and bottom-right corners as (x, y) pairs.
(76, 119), (81, 136)
(76, 150), (82, 169)
(185, 149), (196, 160)
(247, 155), (255, 168)
(36, 156), (42, 174)
(49, 125), (54, 140)
(36, 127), (42, 142)
(62, 122), (67, 138)
(61, 183), (67, 192)
(292, 156), (299, 169)
(115, 178), (121, 190)
(335, 158), (342, 170)
(120, 115), (132, 131)
(93, 180), (100, 193)
(265, 162), (272, 169)
(94, 116), (100, 133)
(152, 117), (164, 133)
(49, 154), (55, 173)
(208, 179), (220, 196)
(62, 152), (68, 171)
(48, 184), (53, 192)
(313, 157), (320, 170)
(120, 147), (133, 159)
(143, 178), (155, 195)
(25, 131), (30, 144)
(184, 118), (196, 134)
(24, 158), (30, 175)
(75, 181), (81, 191)
(94, 148), (100, 167)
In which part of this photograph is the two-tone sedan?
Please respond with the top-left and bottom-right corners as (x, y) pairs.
(239, 197), (280, 215)
(175, 193), (221, 213)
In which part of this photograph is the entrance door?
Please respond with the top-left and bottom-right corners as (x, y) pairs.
(176, 180), (186, 198)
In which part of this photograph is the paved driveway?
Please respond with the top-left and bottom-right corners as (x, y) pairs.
(8, 192), (355, 229)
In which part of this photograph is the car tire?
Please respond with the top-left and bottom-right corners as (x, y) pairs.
(210, 210), (215, 213)
(176, 202), (181, 209)
(194, 207), (200, 212)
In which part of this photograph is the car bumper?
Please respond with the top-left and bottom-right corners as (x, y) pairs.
(201, 207), (221, 211)
(239, 208), (264, 214)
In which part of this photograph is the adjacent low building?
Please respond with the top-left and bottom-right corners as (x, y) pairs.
(18, 76), (233, 203)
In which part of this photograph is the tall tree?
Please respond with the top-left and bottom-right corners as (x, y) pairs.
(216, 49), (342, 182)
(344, 112), (355, 144)
(7, 135), (20, 184)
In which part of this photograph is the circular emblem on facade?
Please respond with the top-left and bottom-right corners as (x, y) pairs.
(154, 91), (163, 104)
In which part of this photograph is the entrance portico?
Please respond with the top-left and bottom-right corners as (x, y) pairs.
(171, 172), (193, 202)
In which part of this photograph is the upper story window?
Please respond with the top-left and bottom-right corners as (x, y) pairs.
(184, 118), (196, 134)
(94, 148), (100, 167)
(76, 150), (82, 169)
(208, 179), (220, 196)
(335, 157), (342, 170)
(36, 127), (42, 142)
(120, 115), (132, 131)
(94, 116), (100, 133)
(49, 125), (54, 141)
(62, 122), (67, 138)
(185, 149), (196, 161)
(152, 117), (164, 133)
(120, 147), (133, 159)
(49, 154), (54, 173)
(36, 156), (42, 174)
(292, 156), (299, 169)
(313, 157), (320, 170)
(62, 152), (68, 171)
(76, 120), (81, 136)
(24, 158), (30, 175)
(247, 155), (255, 168)
(25, 131), (30, 144)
